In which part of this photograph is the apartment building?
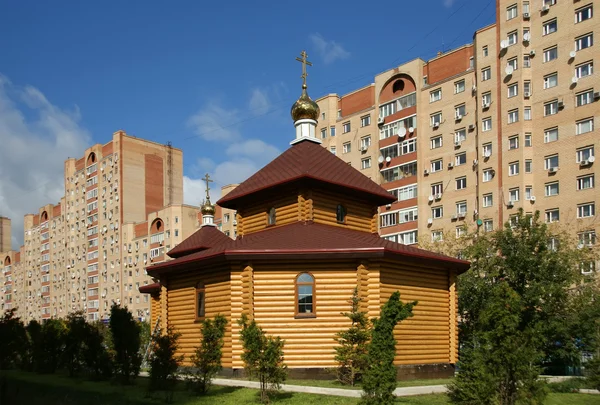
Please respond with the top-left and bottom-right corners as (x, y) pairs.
(316, 0), (598, 256)
(0, 130), (206, 322)
(214, 184), (239, 239)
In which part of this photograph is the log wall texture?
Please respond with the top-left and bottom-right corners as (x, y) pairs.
(311, 189), (376, 232)
(239, 195), (298, 235)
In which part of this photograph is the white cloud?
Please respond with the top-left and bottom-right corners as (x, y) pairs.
(225, 139), (280, 160)
(248, 88), (271, 116)
(309, 33), (350, 65)
(0, 74), (91, 249)
(186, 103), (241, 142)
(443, 0), (455, 7)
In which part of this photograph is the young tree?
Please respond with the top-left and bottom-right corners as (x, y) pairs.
(334, 287), (370, 386)
(450, 210), (596, 405)
(109, 304), (142, 384)
(238, 314), (287, 404)
(360, 291), (416, 405)
(83, 321), (113, 380)
(39, 319), (66, 374)
(0, 309), (27, 370)
(189, 314), (227, 394)
(149, 327), (183, 402)
(63, 311), (88, 377)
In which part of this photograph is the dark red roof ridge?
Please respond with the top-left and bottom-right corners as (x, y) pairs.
(167, 225), (233, 259)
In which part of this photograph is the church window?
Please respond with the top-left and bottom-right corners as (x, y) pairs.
(268, 207), (277, 226)
(336, 204), (347, 223)
(296, 273), (315, 317)
(196, 282), (205, 320)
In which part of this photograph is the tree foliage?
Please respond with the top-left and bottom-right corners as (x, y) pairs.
(238, 314), (287, 404)
(149, 326), (183, 402)
(360, 291), (416, 405)
(0, 309), (28, 370)
(63, 311), (88, 377)
(334, 287), (370, 386)
(189, 314), (227, 394)
(109, 304), (142, 384)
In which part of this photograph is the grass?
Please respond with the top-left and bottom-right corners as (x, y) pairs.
(1, 370), (598, 405)
(283, 377), (453, 390)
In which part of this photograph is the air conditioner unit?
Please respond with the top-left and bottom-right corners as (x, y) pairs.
(454, 140), (462, 147)
(507, 200), (515, 207)
(468, 124), (475, 131)
(428, 195), (435, 202)
(482, 102), (491, 109)
(483, 150), (491, 158)
(359, 146), (368, 152)
(541, 4), (550, 12)
(385, 204), (392, 209)
(579, 159), (592, 166)
(472, 85), (477, 93)
(571, 76), (579, 84)
(451, 215), (458, 220)
(435, 193), (442, 200)
(424, 169), (429, 176)
(473, 159), (478, 166)
(458, 212), (466, 219)
(448, 162), (454, 169)
(455, 113), (462, 121)
(548, 167), (558, 173)
(524, 91), (531, 98)
(473, 209), (478, 216)
(529, 196), (536, 202)
(529, 50), (536, 57)
(433, 122), (440, 128)
(427, 218), (433, 225)
(377, 117), (385, 125)
(523, 12), (530, 19)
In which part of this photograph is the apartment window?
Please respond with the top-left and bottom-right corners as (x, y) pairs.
(360, 136), (371, 149)
(523, 54), (531, 68)
(576, 89), (594, 106)
(456, 177), (467, 190)
(543, 46), (558, 62)
(380, 212), (397, 228)
(523, 1), (530, 14)
(545, 154), (559, 170)
(544, 127), (558, 143)
(507, 57), (518, 71)
(330, 126), (336, 137)
(484, 219), (494, 233)
(575, 61), (593, 78)
(508, 83), (519, 98)
(507, 4), (518, 20)
(482, 92), (492, 106)
(509, 161), (520, 176)
(524, 80), (531, 96)
(577, 203), (595, 218)
(399, 207), (418, 224)
(455, 226), (466, 239)
(525, 186), (533, 200)
(544, 100), (559, 116)
(456, 201), (467, 215)
(482, 67), (491, 81)
(543, 0), (556, 5)
(431, 183), (443, 196)
(483, 143), (492, 157)
(381, 161), (417, 183)
(431, 231), (443, 242)
(455, 104), (466, 118)
(430, 112), (442, 126)
(455, 80), (465, 94)
(455, 129), (467, 144)
(545, 209), (560, 223)
(524, 107), (531, 121)
(544, 73), (558, 89)
(525, 159), (532, 173)
(575, 33), (594, 51)
(576, 146), (595, 162)
(337, 110), (342, 118)
(483, 193), (493, 207)
(509, 136), (519, 150)
(330, 146), (336, 155)
(509, 188), (520, 202)
(393, 184), (418, 201)
(543, 19), (557, 36)
(343, 142), (351, 154)
(320, 128), (327, 139)
(483, 45), (488, 57)
(577, 175), (594, 190)
(430, 136), (443, 149)
(575, 5), (593, 23)
(483, 168), (495, 182)
(455, 153), (467, 166)
(361, 158), (371, 170)
(380, 145), (399, 160)
(545, 182), (559, 196)
(429, 206), (442, 219)
(431, 159), (443, 172)
(469, 57), (474, 69)
(507, 30), (518, 46)
(482, 117), (492, 131)
(576, 118), (594, 135)
(342, 122), (351, 133)
(430, 88), (442, 103)
(360, 115), (371, 127)
(508, 109), (519, 124)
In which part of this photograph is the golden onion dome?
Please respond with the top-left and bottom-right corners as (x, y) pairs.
(200, 200), (215, 216)
(291, 85), (320, 122)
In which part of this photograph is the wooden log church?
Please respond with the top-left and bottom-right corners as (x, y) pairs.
(142, 51), (470, 379)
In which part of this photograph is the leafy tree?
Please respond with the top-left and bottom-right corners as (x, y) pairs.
(334, 287), (370, 386)
(189, 314), (227, 394)
(238, 314), (287, 404)
(450, 210), (596, 404)
(0, 309), (28, 369)
(25, 320), (43, 372)
(83, 321), (113, 380)
(149, 327), (183, 402)
(360, 291), (416, 405)
(109, 304), (142, 384)
(63, 311), (88, 377)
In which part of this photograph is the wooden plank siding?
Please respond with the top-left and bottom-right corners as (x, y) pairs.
(150, 294), (160, 328)
(238, 195), (298, 236)
(311, 189), (377, 233)
(380, 262), (452, 365)
(166, 266), (232, 366)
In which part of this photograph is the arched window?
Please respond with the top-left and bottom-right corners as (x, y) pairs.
(4, 256), (11, 266)
(41, 211), (48, 222)
(267, 207), (277, 226)
(336, 204), (347, 223)
(392, 79), (405, 93)
(196, 282), (205, 320)
(296, 273), (315, 317)
(87, 152), (96, 165)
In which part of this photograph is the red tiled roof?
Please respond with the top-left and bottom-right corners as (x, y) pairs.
(217, 140), (396, 209)
(147, 221), (470, 276)
(139, 282), (160, 294)
(166, 225), (232, 259)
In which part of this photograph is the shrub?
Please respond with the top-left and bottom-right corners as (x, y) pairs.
(0, 309), (28, 370)
(149, 326), (183, 402)
(189, 314), (227, 394)
(334, 287), (370, 386)
(547, 377), (587, 393)
(361, 291), (416, 405)
(587, 357), (600, 391)
(238, 314), (287, 404)
(109, 304), (142, 384)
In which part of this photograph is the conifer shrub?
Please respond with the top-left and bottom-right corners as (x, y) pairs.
(189, 314), (227, 394)
(109, 304), (142, 384)
(238, 314), (287, 404)
(334, 287), (370, 386)
(149, 326), (183, 402)
(360, 291), (416, 405)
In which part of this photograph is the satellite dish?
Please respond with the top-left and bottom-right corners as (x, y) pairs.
(385, 156), (391, 163)
(398, 127), (407, 137)
(523, 32), (531, 42)
(408, 127), (414, 133)
(505, 65), (514, 75)
(588, 156), (596, 163)
(570, 50), (577, 58)
(500, 40), (508, 49)
(572, 76), (579, 84)
(378, 156), (384, 164)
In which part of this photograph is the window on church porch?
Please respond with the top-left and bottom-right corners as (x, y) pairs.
(296, 273), (315, 317)
(196, 283), (205, 320)
(268, 207), (277, 226)
(336, 204), (347, 223)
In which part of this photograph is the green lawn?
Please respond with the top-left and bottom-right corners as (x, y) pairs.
(283, 377), (453, 390)
(1, 370), (598, 405)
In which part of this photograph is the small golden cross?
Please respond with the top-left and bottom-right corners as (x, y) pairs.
(295, 50), (312, 88)
(203, 173), (213, 200)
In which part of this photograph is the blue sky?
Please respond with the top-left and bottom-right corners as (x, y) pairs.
(0, 0), (495, 247)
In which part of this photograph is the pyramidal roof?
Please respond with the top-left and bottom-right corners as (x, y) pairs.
(217, 140), (396, 209)
(166, 225), (232, 259)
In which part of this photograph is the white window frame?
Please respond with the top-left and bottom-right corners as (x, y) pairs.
(543, 46), (558, 63)
(483, 193), (493, 208)
(545, 182), (559, 197)
(509, 161), (520, 176)
(576, 118), (594, 135)
(430, 88), (442, 103)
